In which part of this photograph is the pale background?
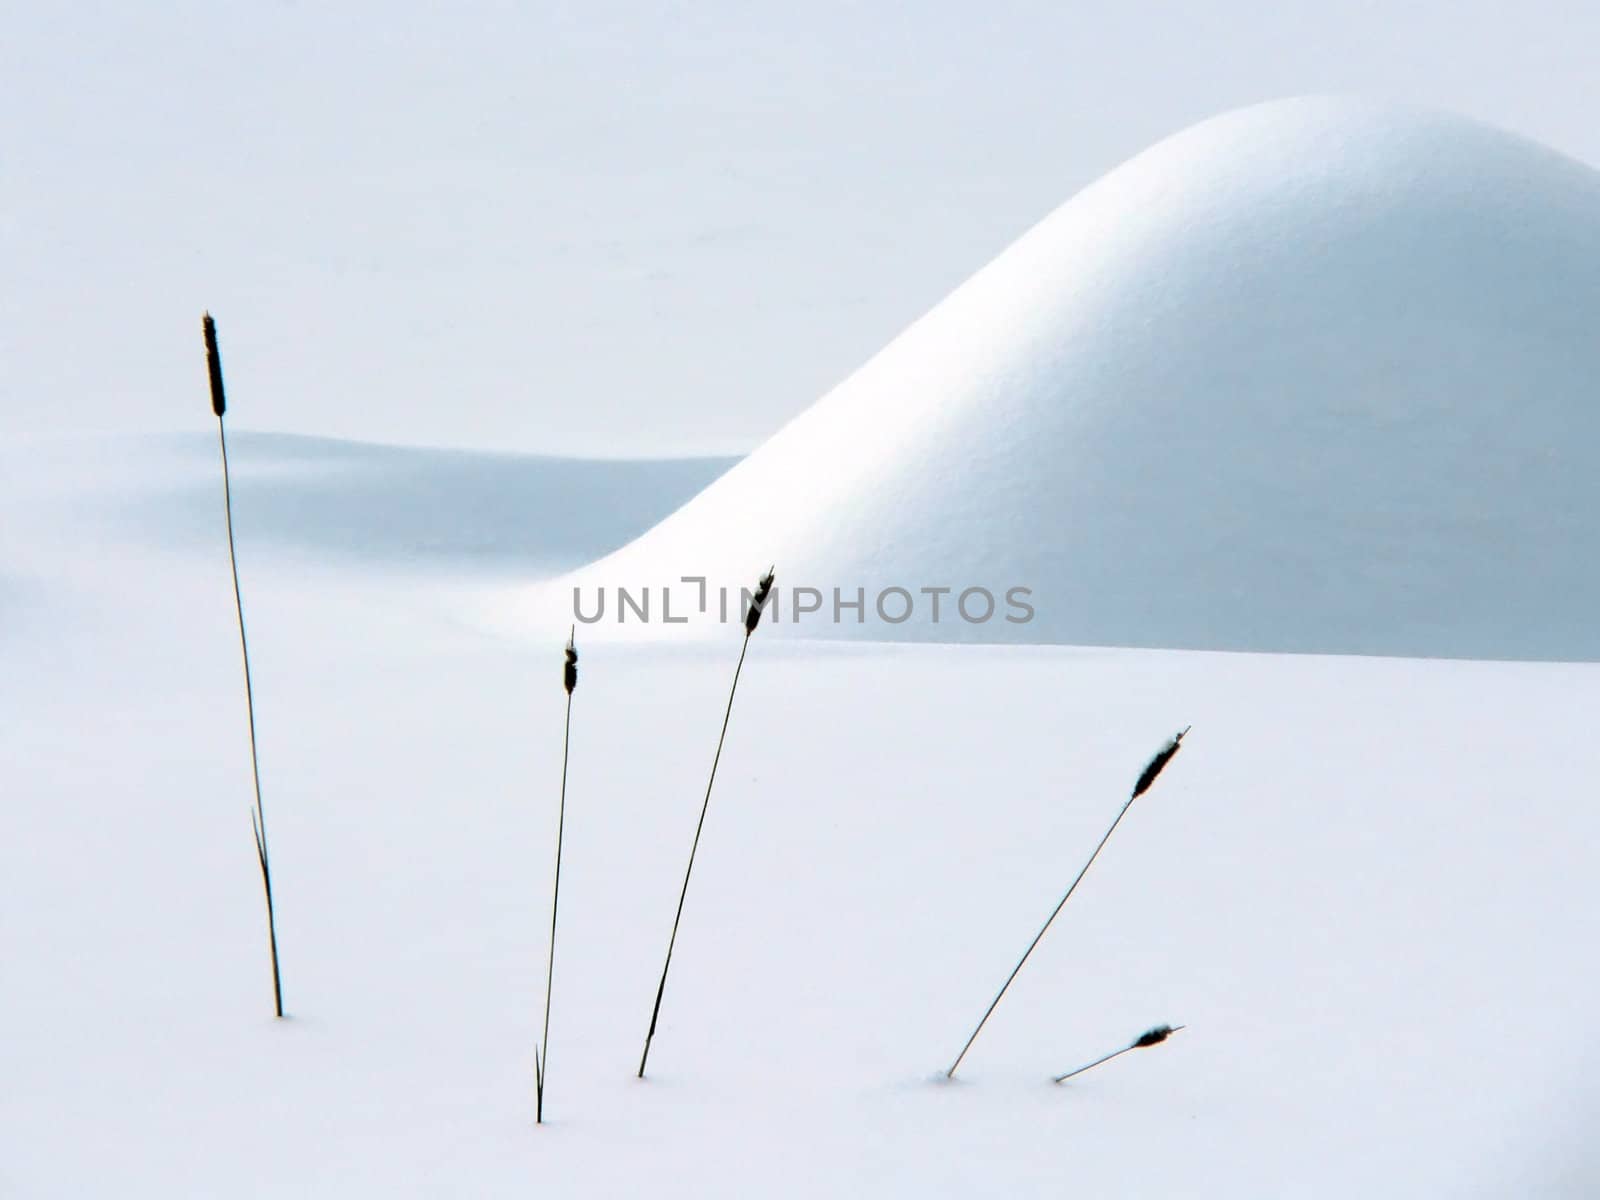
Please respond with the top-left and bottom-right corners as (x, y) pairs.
(4, 0), (1594, 455)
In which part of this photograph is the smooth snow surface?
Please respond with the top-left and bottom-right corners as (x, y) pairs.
(4, 431), (1600, 1197)
(0, 432), (734, 581)
(554, 98), (1600, 658)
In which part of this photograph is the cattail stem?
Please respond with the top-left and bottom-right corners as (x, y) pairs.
(206, 313), (283, 1019)
(637, 569), (773, 1078)
(1053, 1024), (1184, 1083)
(1052, 1042), (1136, 1083)
(944, 793), (1136, 1079)
(637, 630), (751, 1079)
(540, 649), (579, 1126)
(944, 727), (1190, 1079)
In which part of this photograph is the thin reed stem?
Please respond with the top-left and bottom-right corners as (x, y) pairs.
(945, 792), (1137, 1079)
(638, 631), (752, 1079)
(220, 419), (283, 1017)
(218, 414), (282, 1019)
(1052, 1042), (1136, 1083)
(537, 687), (574, 1124)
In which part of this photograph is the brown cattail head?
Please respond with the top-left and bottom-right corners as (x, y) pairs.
(202, 312), (226, 417)
(1133, 1023), (1183, 1048)
(1132, 725), (1189, 799)
(563, 627), (578, 694)
(744, 566), (776, 635)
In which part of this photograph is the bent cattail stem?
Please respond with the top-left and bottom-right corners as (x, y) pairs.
(1053, 1023), (1185, 1084)
(538, 629), (578, 1124)
(944, 727), (1193, 1079)
(638, 567), (775, 1079)
(205, 312), (284, 1019)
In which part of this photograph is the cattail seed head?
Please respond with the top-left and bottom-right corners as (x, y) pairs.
(202, 312), (227, 417)
(1133, 1023), (1182, 1048)
(744, 566), (776, 635)
(1132, 725), (1189, 799)
(563, 627), (578, 694)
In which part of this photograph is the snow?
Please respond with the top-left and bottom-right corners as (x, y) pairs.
(554, 98), (1600, 659)
(11, 97), (1600, 1196)
(0, 432), (735, 582)
(5, 429), (1600, 1197)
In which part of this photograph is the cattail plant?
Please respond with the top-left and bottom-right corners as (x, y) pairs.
(1053, 1023), (1184, 1084)
(945, 726), (1190, 1078)
(535, 629), (578, 1124)
(203, 313), (283, 1019)
(637, 567), (775, 1079)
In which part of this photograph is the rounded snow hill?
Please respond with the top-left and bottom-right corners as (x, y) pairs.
(549, 97), (1600, 659)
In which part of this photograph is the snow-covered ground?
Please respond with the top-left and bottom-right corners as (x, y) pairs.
(4, 433), (1598, 1197)
(0, 432), (735, 582)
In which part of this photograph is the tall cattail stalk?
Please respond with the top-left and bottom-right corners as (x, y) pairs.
(1053, 1023), (1184, 1084)
(536, 629), (578, 1124)
(944, 727), (1190, 1079)
(204, 312), (283, 1019)
(637, 568), (775, 1079)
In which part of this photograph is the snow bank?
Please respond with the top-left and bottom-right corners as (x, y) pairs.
(552, 98), (1600, 658)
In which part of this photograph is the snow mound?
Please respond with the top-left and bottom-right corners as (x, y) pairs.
(551, 98), (1600, 658)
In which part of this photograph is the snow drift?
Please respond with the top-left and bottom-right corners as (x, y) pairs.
(551, 98), (1600, 658)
